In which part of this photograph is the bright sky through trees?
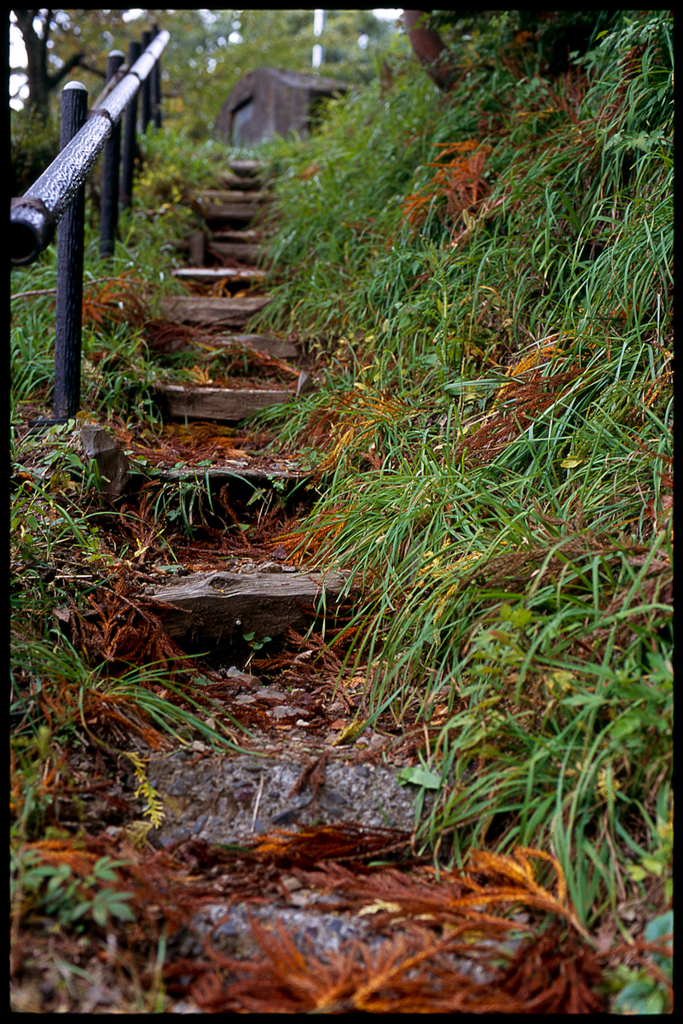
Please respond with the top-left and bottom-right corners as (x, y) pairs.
(9, 9), (401, 111)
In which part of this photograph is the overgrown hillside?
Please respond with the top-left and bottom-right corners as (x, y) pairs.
(10, 9), (672, 1012)
(250, 9), (673, 925)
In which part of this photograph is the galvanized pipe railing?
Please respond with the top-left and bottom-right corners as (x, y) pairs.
(10, 28), (170, 267)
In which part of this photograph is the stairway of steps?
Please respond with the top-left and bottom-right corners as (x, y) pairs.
(153, 157), (307, 427)
(109, 158), (342, 642)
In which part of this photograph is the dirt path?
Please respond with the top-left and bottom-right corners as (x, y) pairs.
(11, 159), (610, 1013)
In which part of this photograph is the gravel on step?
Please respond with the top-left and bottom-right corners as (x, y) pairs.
(145, 746), (430, 848)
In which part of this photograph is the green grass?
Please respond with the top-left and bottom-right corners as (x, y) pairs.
(245, 10), (673, 933)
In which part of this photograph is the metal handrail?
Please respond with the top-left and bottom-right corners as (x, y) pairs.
(10, 29), (170, 266)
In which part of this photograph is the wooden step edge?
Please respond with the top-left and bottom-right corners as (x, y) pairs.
(171, 267), (267, 282)
(156, 382), (293, 423)
(158, 294), (271, 327)
(128, 461), (308, 485)
(198, 189), (275, 203)
(226, 159), (264, 175)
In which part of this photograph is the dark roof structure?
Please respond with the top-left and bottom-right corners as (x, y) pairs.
(214, 67), (350, 146)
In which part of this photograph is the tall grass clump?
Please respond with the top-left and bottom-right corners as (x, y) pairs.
(252, 11), (673, 926)
(255, 49), (446, 351)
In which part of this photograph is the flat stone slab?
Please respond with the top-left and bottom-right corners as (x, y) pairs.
(146, 568), (354, 647)
(159, 295), (270, 327)
(157, 383), (291, 422)
(146, 750), (424, 847)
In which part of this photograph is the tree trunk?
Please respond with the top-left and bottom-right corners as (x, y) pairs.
(13, 9), (85, 118)
(402, 10), (455, 91)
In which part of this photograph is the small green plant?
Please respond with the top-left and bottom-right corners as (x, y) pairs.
(10, 849), (135, 932)
(624, 783), (673, 902)
(606, 911), (673, 1013)
(465, 603), (534, 680)
(243, 631), (272, 667)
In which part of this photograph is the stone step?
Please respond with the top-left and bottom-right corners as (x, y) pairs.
(154, 330), (298, 360)
(80, 424), (307, 497)
(175, 230), (267, 266)
(156, 383), (292, 423)
(159, 295), (271, 327)
(212, 228), (262, 242)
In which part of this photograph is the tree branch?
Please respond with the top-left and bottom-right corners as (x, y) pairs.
(46, 50), (87, 90)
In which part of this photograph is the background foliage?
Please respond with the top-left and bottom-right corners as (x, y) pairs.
(10, 7), (397, 177)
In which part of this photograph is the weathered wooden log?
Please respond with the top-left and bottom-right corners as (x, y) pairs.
(157, 383), (291, 422)
(150, 461), (305, 484)
(158, 295), (270, 327)
(147, 568), (354, 647)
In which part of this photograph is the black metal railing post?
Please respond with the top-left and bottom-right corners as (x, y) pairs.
(11, 29), (169, 266)
(99, 49), (125, 260)
(119, 40), (141, 207)
(140, 29), (151, 133)
(53, 81), (88, 421)
(150, 24), (163, 129)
